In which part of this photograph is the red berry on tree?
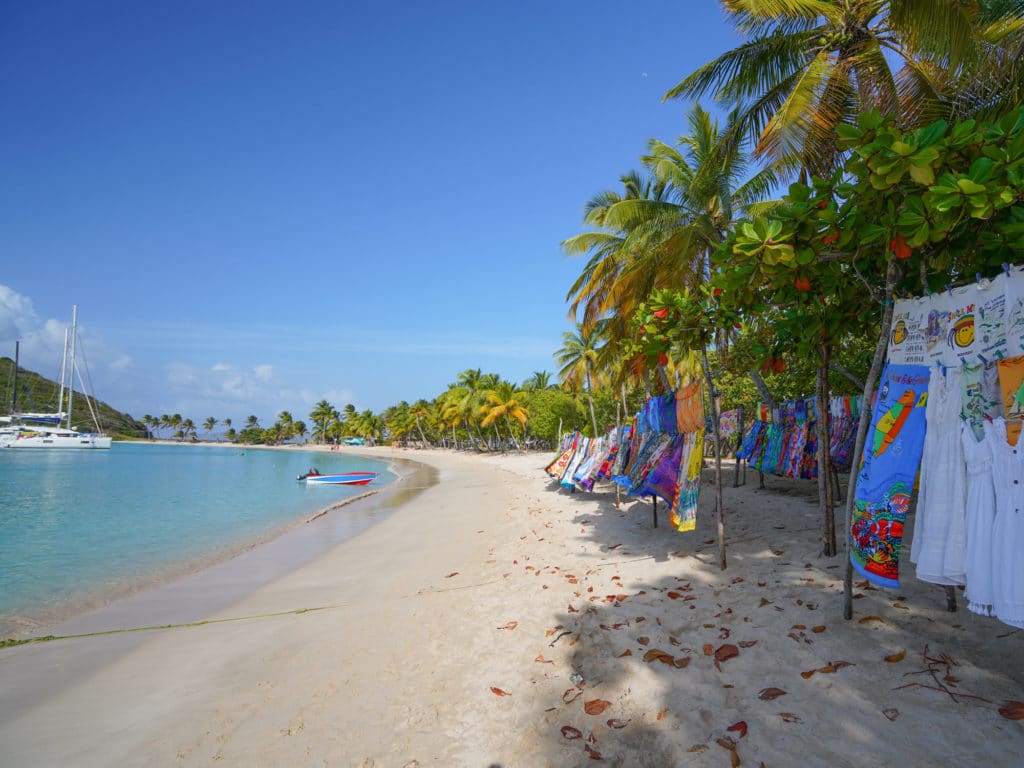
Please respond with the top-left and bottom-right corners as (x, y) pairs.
(658, 352), (669, 367)
(889, 234), (912, 259)
(795, 277), (812, 292)
(652, 308), (669, 319)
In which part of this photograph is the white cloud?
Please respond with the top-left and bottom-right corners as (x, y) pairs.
(109, 355), (134, 371)
(253, 364), (274, 381)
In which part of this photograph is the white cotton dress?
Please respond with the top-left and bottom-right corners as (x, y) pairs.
(961, 422), (996, 616)
(910, 367), (967, 585)
(987, 418), (1024, 629)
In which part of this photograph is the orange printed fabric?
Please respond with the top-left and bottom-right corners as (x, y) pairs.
(998, 354), (1024, 447)
(675, 381), (704, 433)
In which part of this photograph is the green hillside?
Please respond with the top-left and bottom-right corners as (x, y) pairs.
(0, 356), (147, 439)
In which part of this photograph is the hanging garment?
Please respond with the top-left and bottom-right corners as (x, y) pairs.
(546, 433), (579, 477)
(627, 433), (673, 494)
(670, 429), (705, 532)
(676, 381), (704, 433)
(561, 437), (591, 487)
(1006, 264), (1024, 351)
(850, 363), (931, 588)
(942, 283), (983, 367)
(961, 423), (996, 617)
(888, 295), (930, 365)
(634, 434), (686, 505)
(985, 418), (1024, 629)
(975, 272), (1008, 362)
(718, 409), (740, 442)
(997, 354), (1024, 447)
(961, 360), (1003, 440)
(923, 290), (952, 366)
(909, 367), (967, 586)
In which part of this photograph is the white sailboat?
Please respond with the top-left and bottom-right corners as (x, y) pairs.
(0, 306), (112, 449)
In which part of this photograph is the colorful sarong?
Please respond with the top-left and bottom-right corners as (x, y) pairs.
(850, 364), (931, 588)
(997, 354), (1024, 447)
(670, 429), (705, 532)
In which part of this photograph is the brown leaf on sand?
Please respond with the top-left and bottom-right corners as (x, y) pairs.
(561, 726), (582, 740)
(687, 744), (708, 754)
(882, 708), (900, 721)
(999, 701), (1024, 720)
(779, 712), (802, 723)
(584, 699), (611, 715)
(563, 688), (583, 704)
(490, 687), (511, 696)
(584, 744), (602, 760)
(637, 636), (650, 645)
(668, 591), (683, 599)
(738, 641), (757, 648)
(716, 737), (741, 767)
(758, 687), (787, 700)
(445, 572), (459, 578)
(715, 644), (740, 663)
(674, 657), (691, 668)
(800, 669), (816, 679)
(657, 709), (668, 721)
(759, 598), (772, 607)
(607, 718), (630, 729)
(812, 625), (827, 633)
(497, 621), (518, 631)
(703, 644), (714, 656)
(643, 649), (676, 666)
(568, 604), (579, 613)
(616, 649), (633, 657)
(884, 649), (906, 663)
(535, 654), (554, 664)
(858, 615), (885, 624)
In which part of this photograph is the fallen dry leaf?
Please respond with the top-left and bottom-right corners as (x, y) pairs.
(812, 625), (827, 633)
(584, 743), (602, 760)
(674, 657), (691, 668)
(497, 621), (518, 631)
(657, 709), (668, 721)
(561, 725), (582, 740)
(668, 591), (682, 599)
(687, 744), (708, 754)
(738, 640), (757, 648)
(490, 687), (511, 697)
(727, 720), (748, 738)
(607, 718), (630, 729)
(535, 654), (554, 664)
(637, 636), (650, 645)
(563, 688), (582, 704)
(445, 572), (459, 578)
(999, 701), (1024, 720)
(758, 687), (787, 700)
(759, 598), (772, 607)
(779, 712), (802, 723)
(616, 649), (632, 657)
(643, 649), (676, 666)
(715, 644), (740, 663)
(584, 699), (611, 715)
(884, 649), (906, 663)
(858, 615), (885, 624)
(800, 669), (816, 679)
(882, 708), (900, 721)
(703, 644), (714, 656)
(792, 624), (807, 630)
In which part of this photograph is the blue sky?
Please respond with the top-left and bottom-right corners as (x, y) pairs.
(0, 1), (739, 428)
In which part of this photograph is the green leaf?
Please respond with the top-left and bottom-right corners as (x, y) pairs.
(969, 158), (995, 184)
(909, 164), (935, 185)
(956, 178), (986, 195)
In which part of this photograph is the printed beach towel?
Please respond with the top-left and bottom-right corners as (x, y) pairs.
(850, 363), (931, 588)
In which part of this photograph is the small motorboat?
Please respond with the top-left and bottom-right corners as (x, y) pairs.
(297, 468), (378, 486)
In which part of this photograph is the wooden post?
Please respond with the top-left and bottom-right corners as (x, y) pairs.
(945, 585), (958, 612)
(844, 258), (901, 620)
(652, 495), (658, 528)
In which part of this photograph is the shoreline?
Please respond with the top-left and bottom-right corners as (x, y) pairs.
(1, 447), (1022, 766)
(0, 445), (420, 640)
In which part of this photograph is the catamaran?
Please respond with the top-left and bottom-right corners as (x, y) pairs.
(1, 306), (112, 449)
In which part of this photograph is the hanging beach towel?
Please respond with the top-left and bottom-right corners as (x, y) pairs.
(850, 363), (931, 588)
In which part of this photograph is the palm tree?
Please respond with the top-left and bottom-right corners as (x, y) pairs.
(293, 420), (308, 443)
(480, 380), (530, 449)
(309, 400), (337, 444)
(555, 322), (605, 437)
(245, 414), (260, 430)
(522, 371), (554, 391)
(665, 0), (989, 178)
(203, 417), (218, 440)
(409, 399), (432, 445)
(180, 418), (197, 442)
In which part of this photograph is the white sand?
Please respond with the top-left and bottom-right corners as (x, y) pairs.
(1, 446), (1022, 766)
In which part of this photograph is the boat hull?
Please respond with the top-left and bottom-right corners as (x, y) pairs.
(303, 472), (377, 486)
(0, 428), (112, 449)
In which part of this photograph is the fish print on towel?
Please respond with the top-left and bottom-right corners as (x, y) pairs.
(850, 364), (931, 588)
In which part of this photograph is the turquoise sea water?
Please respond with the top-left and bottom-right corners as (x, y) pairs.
(0, 443), (392, 634)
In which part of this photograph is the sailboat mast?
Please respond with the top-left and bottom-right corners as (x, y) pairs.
(58, 327), (68, 425)
(66, 305), (78, 429)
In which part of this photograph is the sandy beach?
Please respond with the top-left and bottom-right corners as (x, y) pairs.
(1, 445), (1022, 766)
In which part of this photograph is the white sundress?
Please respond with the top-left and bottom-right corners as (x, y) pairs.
(987, 417), (1024, 629)
(911, 367), (967, 585)
(961, 422), (996, 616)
